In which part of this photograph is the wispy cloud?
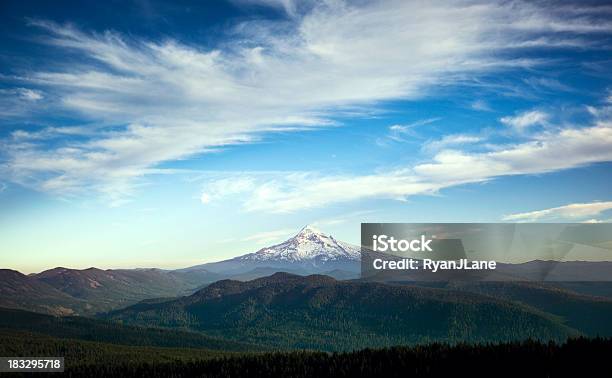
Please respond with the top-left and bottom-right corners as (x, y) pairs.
(200, 177), (255, 205)
(500, 110), (549, 130)
(219, 226), (297, 245)
(202, 110), (612, 212)
(503, 201), (612, 222)
(16, 88), (44, 101)
(470, 100), (492, 112)
(11, 125), (93, 141)
(233, 0), (300, 17)
(2, 1), (612, 203)
(523, 77), (573, 93)
(312, 210), (379, 228)
(422, 134), (483, 153)
(377, 118), (441, 145)
(583, 218), (612, 224)
(242, 228), (296, 245)
(0, 88), (44, 117)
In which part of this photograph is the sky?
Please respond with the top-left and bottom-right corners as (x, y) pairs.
(1, 0), (612, 273)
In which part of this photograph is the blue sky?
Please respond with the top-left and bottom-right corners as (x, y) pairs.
(1, 0), (612, 273)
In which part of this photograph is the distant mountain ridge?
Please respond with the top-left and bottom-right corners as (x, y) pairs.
(0, 269), (84, 316)
(0, 267), (219, 316)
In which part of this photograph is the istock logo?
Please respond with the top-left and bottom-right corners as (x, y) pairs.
(372, 235), (433, 252)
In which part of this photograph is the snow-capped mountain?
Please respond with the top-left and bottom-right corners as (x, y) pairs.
(182, 225), (361, 277)
(239, 225), (360, 263)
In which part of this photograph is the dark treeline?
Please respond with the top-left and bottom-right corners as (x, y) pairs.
(6, 337), (609, 377)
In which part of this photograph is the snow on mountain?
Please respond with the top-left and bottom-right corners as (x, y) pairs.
(181, 225), (361, 276)
(238, 225), (360, 263)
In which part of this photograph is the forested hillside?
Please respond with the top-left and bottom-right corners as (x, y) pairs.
(106, 273), (580, 350)
(0, 307), (257, 351)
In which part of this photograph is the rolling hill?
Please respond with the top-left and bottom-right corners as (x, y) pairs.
(443, 281), (612, 336)
(104, 272), (579, 351)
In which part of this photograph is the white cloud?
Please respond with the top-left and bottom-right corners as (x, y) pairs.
(312, 210), (378, 228)
(378, 118), (441, 145)
(414, 121), (612, 180)
(0, 88), (44, 117)
(2, 1), (612, 202)
(523, 77), (573, 92)
(470, 100), (492, 112)
(233, 0), (300, 17)
(422, 134), (483, 153)
(17, 88), (44, 101)
(200, 177), (255, 205)
(11, 126), (93, 141)
(582, 219), (612, 224)
(204, 119), (612, 213)
(503, 201), (612, 222)
(500, 110), (549, 130)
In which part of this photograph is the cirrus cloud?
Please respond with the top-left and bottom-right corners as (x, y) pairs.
(1, 1), (612, 204)
(503, 201), (612, 222)
(500, 110), (549, 130)
(201, 115), (612, 213)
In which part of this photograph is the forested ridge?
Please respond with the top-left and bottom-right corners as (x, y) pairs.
(105, 273), (582, 350)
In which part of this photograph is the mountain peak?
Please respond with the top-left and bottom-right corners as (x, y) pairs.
(295, 224), (329, 242)
(298, 224), (322, 235)
(239, 226), (360, 263)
